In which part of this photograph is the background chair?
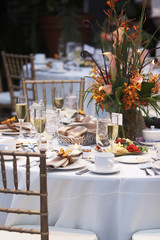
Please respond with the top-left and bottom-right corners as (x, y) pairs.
(0, 71), (12, 119)
(132, 229), (160, 240)
(1, 51), (36, 114)
(22, 78), (85, 121)
(0, 150), (98, 240)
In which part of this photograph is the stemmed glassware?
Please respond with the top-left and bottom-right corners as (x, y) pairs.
(34, 105), (46, 149)
(58, 37), (65, 59)
(106, 114), (119, 153)
(74, 43), (82, 70)
(64, 94), (78, 121)
(96, 118), (109, 151)
(16, 96), (27, 138)
(54, 83), (64, 120)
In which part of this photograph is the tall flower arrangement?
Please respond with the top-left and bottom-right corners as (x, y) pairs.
(81, 0), (160, 120)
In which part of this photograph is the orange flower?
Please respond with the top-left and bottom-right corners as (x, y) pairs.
(122, 82), (142, 110)
(107, 0), (118, 9)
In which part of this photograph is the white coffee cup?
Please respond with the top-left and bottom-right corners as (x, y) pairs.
(34, 53), (46, 63)
(51, 61), (64, 71)
(0, 139), (16, 151)
(95, 152), (114, 170)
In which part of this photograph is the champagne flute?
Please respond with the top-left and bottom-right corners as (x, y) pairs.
(54, 83), (64, 120)
(16, 96), (27, 138)
(34, 106), (46, 149)
(106, 114), (119, 153)
(64, 94), (78, 121)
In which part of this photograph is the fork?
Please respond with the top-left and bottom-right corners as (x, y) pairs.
(76, 168), (89, 175)
(144, 162), (160, 176)
(139, 163), (151, 176)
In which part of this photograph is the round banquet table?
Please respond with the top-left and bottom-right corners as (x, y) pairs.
(35, 66), (96, 116)
(0, 136), (160, 240)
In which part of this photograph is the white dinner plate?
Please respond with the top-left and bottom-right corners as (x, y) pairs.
(152, 160), (160, 170)
(117, 155), (149, 164)
(48, 159), (86, 171)
(88, 165), (120, 174)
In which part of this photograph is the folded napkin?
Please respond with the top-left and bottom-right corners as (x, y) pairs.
(58, 115), (96, 138)
(46, 148), (82, 169)
(0, 122), (32, 132)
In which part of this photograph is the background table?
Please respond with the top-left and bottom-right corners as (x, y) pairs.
(35, 67), (96, 116)
(1, 145), (160, 240)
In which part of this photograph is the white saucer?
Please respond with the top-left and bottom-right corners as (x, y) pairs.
(88, 165), (120, 174)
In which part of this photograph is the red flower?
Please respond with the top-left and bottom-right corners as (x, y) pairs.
(126, 144), (140, 153)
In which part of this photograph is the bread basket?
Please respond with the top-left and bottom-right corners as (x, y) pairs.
(57, 132), (96, 146)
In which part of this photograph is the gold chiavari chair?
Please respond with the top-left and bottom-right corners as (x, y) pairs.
(1, 51), (36, 113)
(22, 78), (85, 121)
(0, 150), (98, 240)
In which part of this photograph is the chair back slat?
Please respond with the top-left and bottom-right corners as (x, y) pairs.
(26, 155), (30, 191)
(43, 83), (46, 108)
(13, 155), (18, 190)
(52, 83), (55, 108)
(0, 154), (7, 189)
(70, 81), (73, 94)
(79, 77), (85, 110)
(1, 51), (35, 112)
(0, 150), (49, 240)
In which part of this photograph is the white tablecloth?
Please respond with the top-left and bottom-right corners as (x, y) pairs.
(0, 146), (160, 240)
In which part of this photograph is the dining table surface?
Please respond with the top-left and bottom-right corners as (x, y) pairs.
(0, 130), (160, 240)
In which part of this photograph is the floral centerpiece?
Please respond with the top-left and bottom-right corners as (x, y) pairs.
(81, 0), (160, 140)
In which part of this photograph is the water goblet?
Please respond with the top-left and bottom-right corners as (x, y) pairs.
(45, 110), (58, 152)
(16, 96), (27, 138)
(64, 94), (78, 121)
(96, 118), (109, 151)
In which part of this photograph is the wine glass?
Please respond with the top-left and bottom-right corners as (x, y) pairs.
(64, 94), (78, 121)
(96, 118), (109, 151)
(45, 110), (58, 152)
(34, 105), (46, 149)
(58, 37), (65, 59)
(54, 83), (64, 120)
(106, 114), (119, 153)
(16, 96), (27, 138)
(74, 43), (82, 70)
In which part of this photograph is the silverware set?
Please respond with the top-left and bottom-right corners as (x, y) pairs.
(139, 162), (160, 176)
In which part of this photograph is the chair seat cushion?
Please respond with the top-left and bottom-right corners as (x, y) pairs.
(0, 225), (98, 240)
(132, 229), (160, 240)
